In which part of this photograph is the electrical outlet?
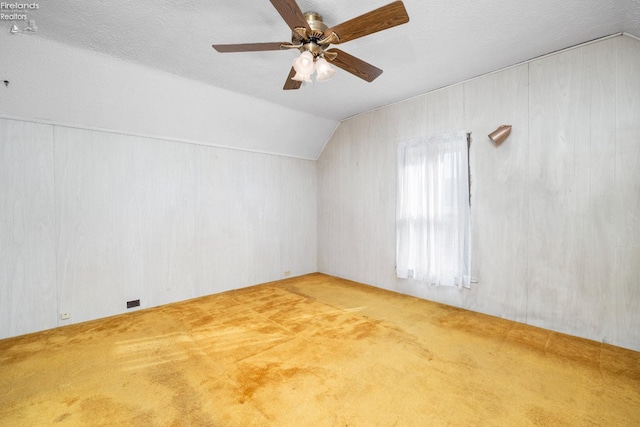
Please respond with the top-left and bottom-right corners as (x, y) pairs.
(60, 312), (70, 320)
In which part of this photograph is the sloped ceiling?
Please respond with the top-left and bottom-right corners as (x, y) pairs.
(2, 0), (639, 158)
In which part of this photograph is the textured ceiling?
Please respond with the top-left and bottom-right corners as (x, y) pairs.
(11, 0), (640, 121)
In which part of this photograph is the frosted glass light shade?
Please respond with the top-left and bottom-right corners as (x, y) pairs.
(293, 51), (315, 75)
(315, 58), (336, 82)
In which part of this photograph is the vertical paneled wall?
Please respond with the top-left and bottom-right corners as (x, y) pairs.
(612, 36), (640, 347)
(1, 119), (317, 339)
(318, 35), (640, 351)
(464, 65), (530, 323)
(527, 39), (617, 340)
(0, 121), (56, 337)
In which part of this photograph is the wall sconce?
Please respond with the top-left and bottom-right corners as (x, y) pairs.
(488, 125), (512, 145)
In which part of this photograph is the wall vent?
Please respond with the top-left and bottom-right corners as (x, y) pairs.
(127, 299), (140, 309)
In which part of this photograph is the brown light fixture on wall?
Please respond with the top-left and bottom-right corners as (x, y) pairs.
(488, 125), (512, 145)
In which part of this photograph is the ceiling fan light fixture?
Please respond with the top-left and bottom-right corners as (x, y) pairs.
(315, 57), (336, 82)
(293, 51), (315, 75)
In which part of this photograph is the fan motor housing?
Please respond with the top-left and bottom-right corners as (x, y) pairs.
(292, 11), (329, 50)
(304, 12), (328, 35)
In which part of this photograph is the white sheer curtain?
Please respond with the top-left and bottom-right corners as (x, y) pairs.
(396, 131), (471, 288)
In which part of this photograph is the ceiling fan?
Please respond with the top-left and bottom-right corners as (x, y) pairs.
(212, 0), (410, 90)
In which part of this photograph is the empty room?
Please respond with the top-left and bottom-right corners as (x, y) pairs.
(1, 1), (639, 425)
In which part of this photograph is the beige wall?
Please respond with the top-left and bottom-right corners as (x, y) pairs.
(318, 35), (640, 351)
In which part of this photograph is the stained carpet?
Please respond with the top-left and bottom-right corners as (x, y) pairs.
(1, 273), (639, 426)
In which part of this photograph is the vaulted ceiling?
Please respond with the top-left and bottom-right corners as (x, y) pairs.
(30, 0), (640, 121)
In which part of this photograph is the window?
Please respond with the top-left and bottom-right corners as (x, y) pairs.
(396, 131), (471, 288)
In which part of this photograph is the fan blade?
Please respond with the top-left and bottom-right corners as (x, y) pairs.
(283, 67), (302, 90)
(212, 42), (293, 53)
(326, 49), (382, 82)
(270, 0), (311, 34)
(324, 1), (409, 44)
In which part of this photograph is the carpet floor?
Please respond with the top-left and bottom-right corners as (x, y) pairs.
(1, 273), (639, 426)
